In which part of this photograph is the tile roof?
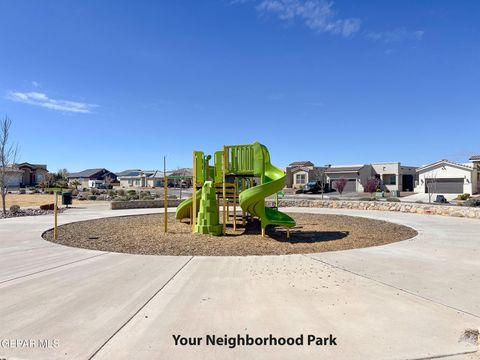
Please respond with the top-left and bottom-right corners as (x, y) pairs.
(68, 168), (107, 178)
(469, 155), (480, 160)
(325, 165), (364, 173)
(289, 161), (314, 167)
(115, 169), (141, 176)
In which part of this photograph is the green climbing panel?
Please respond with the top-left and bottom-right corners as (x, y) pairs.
(195, 181), (223, 236)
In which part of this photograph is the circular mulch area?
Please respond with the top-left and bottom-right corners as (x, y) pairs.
(43, 213), (417, 256)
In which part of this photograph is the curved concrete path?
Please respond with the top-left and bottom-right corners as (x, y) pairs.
(0, 204), (479, 360)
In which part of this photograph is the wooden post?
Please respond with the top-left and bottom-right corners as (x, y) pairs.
(241, 178), (245, 226)
(192, 151), (197, 233)
(222, 146), (227, 235)
(287, 228), (290, 239)
(164, 156), (168, 233)
(233, 182), (237, 231)
(54, 191), (58, 240)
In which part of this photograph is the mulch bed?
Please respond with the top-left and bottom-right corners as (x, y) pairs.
(43, 213), (417, 256)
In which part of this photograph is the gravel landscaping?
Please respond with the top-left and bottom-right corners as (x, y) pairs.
(43, 213), (417, 256)
(1, 208), (66, 219)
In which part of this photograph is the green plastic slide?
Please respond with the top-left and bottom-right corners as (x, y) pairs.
(175, 189), (201, 220)
(239, 143), (295, 232)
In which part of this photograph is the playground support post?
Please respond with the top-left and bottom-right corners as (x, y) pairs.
(53, 191), (58, 240)
(241, 178), (245, 226)
(164, 156), (168, 233)
(192, 151), (197, 233)
(233, 181), (237, 231)
(222, 145), (227, 235)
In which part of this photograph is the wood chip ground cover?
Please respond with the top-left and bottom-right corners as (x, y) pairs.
(43, 213), (417, 256)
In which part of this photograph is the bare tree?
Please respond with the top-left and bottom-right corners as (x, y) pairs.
(0, 116), (20, 214)
(317, 168), (327, 200)
(425, 171), (437, 204)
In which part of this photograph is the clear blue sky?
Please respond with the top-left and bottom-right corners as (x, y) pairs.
(1, 0), (479, 172)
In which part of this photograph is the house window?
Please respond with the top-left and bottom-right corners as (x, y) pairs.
(128, 179), (134, 186)
(383, 174), (396, 185)
(295, 173), (306, 184)
(135, 179), (140, 186)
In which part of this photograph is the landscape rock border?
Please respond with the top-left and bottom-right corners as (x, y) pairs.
(265, 199), (480, 219)
(111, 199), (182, 210)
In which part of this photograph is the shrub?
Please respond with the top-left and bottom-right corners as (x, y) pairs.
(139, 191), (153, 199)
(108, 190), (116, 197)
(114, 196), (128, 201)
(329, 197), (339, 200)
(96, 194), (108, 201)
(387, 198), (400, 202)
(462, 198), (479, 207)
(127, 194), (140, 200)
(364, 177), (380, 197)
(72, 189), (79, 197)
(10, 204), (21, 214)
(40, 203), (55, 210)
(359, 197), (375, 201)
(87, 195), (97, 201)
(90, 188), (98, 195)
(117, 189), (125, 196)
(127, 190), (137, 196)
(76, 194), (87, 201)
(334, 178), (347, 195)
(19, 188), (26, 194)
(458, 193), (470, 201)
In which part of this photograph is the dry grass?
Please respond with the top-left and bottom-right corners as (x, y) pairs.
(4, 194), (99, 208)
(44, 213), (417, 256)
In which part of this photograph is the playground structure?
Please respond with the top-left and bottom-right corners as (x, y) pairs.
(175, 142), (296, 237)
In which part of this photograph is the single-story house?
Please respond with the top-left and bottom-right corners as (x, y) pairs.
(325, 165), (372, 193)
(414, 159), (479, 194)
(285, 161), (327, 189)
(371, 163), (417, 192)
(1, 162), (48, 188)
(67, 168), (117, 188)
(286, 160), (418, 192)
(2, 165), (24, 188)
(17, 163), (48, 186)
(118, 170), (174, 188)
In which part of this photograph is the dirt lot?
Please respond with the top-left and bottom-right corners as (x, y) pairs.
(44, 213), (417, 256)
(4, 194), (99, 208)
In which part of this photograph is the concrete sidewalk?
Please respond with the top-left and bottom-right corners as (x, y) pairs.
(0, 205), (479, 359)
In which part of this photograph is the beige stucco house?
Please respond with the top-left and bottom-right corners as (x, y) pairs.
(67, 168), (117, 188)
(2, 162), (48, 188)
(285, 161), (326, 189)
(286, 160), (417, 193)
(117, 168), (193, 188)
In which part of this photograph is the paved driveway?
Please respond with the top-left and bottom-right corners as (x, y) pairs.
(0, 205), (479, 359)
